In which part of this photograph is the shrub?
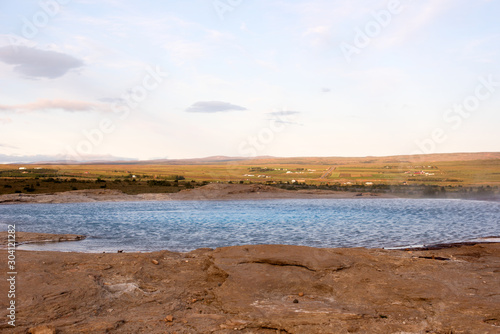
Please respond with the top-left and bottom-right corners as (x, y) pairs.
(147, 180), (172, 187)
(23, 184), (35, 192)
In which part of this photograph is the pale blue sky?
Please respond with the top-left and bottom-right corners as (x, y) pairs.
(0, 0), (499, 162)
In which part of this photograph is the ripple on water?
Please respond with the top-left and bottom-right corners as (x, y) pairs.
(0, 198), (498, 252)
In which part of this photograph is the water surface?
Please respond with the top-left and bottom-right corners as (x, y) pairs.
(1, 198), (498, 252)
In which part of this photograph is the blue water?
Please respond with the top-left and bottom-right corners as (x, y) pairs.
(0, 199), (498, 252)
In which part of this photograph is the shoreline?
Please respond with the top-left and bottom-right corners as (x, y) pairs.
(1, 183), (498, 205)
(1, 232), (499, 333)
(2, 231), (499, 254)
(0, 184), (397, 205)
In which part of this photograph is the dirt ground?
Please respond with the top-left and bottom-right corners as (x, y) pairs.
(1, 233), (499, 333)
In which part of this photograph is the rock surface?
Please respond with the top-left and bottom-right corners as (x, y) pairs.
(0, 236), (499, 333)
(0, 232), (85, 247)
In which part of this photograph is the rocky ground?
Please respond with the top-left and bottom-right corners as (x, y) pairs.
(0, 232), (86, 245)
(0, 184), (394, 204)
(1, 233), (499, 333)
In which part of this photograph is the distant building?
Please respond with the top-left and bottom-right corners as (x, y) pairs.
(365, 182), (373, 185)
(19, 167), (26, 170)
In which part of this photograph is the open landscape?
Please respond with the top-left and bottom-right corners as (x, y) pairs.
(2, 1), (500, 333)
(1, 153), (499, 200)
(1, 153), (499, 332)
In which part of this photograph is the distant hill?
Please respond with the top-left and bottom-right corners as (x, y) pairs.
(114, 152), (500, 166)
(2, 152), (499, 166)
(46, 152), (500, 165)
(0, 154), (137, 164)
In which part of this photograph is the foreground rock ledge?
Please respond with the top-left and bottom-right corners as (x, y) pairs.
(0, 242), (499, 333)
(0, 232), (86, 246)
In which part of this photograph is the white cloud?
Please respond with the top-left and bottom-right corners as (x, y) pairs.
(185, 101), (247, 113)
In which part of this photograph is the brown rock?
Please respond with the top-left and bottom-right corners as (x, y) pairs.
(151, 259), (159, 265)
(4, 239), (500, 333)
(298, 292), (304, 297)
(28, 325), (56, 334)
(165, 315), (173, 322)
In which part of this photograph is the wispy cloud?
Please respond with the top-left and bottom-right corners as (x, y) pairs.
(377, 0), (454, 49)
(266, 110), (302, 125)
(0, 46), (83, 79)
(266, 110), (300, 116)
(0, 117), (12, 124)
(0, 99), (108, 113)
(0, 143), (17, 149)
(185, 101), (247, 113)
(302, 25), (333, 47)
(98, 97), (125, 103)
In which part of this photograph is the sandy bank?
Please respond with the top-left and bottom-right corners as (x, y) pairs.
(0, 233), (499, 333)
(0, 184), (396, 204)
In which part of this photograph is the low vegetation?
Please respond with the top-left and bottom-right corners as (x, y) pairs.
(1, 154), (498, 197)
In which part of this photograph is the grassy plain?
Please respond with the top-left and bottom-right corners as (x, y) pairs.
(0, 153), (499, 195)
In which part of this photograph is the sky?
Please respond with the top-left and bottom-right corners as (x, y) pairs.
(0, 0), (499, 162)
